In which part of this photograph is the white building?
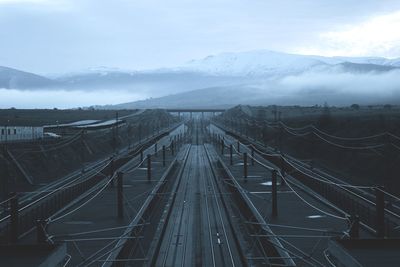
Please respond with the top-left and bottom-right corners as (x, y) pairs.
(0, 126), (44, 142)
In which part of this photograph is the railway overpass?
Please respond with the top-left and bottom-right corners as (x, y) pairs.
(166, 108), (226, 118)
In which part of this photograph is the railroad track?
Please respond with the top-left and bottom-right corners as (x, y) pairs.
(153, 144), (244, 266)
(202, 144), (238, 267)
(212, 122), (400, 237)
(0, 124), (185, 242)
(158, 145), (195, 267)
(0, 157), (110, 219)
(85, 120), (293, 266)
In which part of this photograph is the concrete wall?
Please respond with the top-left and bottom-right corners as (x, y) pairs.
(0, 126), (43, 142)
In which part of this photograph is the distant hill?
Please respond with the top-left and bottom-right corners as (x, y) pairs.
(2, 50), (400, 108)
(0, 66), (58, 89)
(334, 62), (400, 73)
(101, 76), (400, 109)
(105, 86), (257, 109)
(2, 50), (400, 91)
(55, 70), (246, 96)
(180, 50), (400, 76)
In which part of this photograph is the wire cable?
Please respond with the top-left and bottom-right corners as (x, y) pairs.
(280, 175), (347, 220)
(49, 172), (116, 223)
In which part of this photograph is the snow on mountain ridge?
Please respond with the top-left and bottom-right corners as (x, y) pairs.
(183, 50), (326, 76)
(182, 50), (400, 76)
(50, 50), (400, 79)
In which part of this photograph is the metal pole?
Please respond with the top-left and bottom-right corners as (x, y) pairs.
(117, 172), (123, 219)
(154, 142), (158, 157)
(375, 186), (385, 238)
(221, 139), (224, 155)
(171, 140), (175, 155)
(237, 140), (240, 153)
(147, 155), (152, 182)
(272, 170), (278, 216)
(243, 152), (248, 182)
(10, 192), (18, 242)
(140, 149), (143, 162)
(162, 145), (166, 167)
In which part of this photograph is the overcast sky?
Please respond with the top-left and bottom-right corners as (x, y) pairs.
(1, 0), (400, 74)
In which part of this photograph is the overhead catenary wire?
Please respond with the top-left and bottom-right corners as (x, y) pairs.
(76, 133), (183, 265)
(279, 175), (347, 220)
(205, 144), (315, 266)
(53, 223), (149, 238)
(35, 132), (82, 148)
(215, 136), (353, 223)
(281, 156), (375, 189)
(0, 195), (15, 206)
(233, 133), (377, 190)
(278, 120), (400, 142)
(377, 187), (400, 203)
(15, 133), (82, 158)
(265, 223), (342, 234)
(52, 133), (172, 219)
(23, 161), (110, 194)
(214, 162), (326, 266)
(248, 143), (281, 157)
(279, 123), (388, 150)
(16, 160), (112, 214)
(312, 131), (386, 150)
(222, 133), (373, 219)
(49, 172), (117, 223)
(227, 116), (400, 144)
(0, 122), (181, 239)
(221, 128), (368, 188)
(213, 121), (388, 191)
(211, 122), (400, 261)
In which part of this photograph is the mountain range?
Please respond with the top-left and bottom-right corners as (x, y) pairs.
(1, 50), (400, 107)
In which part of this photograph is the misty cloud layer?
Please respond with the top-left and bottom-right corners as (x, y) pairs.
(0, 89), (145, 109)
(275, 70), (400, 105)
(2, 69), (398, 109)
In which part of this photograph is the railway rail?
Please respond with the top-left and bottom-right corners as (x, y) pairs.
(0, 123), (185, 243)
(211, 121), (400, 238)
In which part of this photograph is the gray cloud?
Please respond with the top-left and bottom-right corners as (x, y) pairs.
(1, 0), (400, 74)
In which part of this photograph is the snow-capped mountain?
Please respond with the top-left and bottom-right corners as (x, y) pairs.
(181, 50), (326, 76)
(180, 50), (400, 76)
(2, 50), (400, 109)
